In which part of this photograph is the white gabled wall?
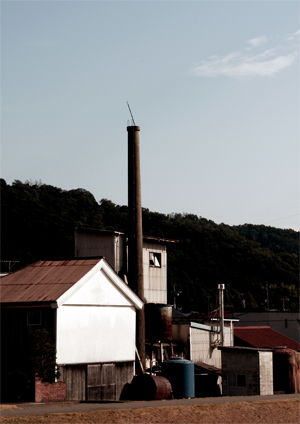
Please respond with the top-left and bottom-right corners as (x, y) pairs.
(55, 260), (142, 366)
(56, 305), (136, 364)
(63, 269), (132, 306)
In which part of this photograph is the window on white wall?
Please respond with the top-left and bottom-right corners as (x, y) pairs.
(149, 252), (161, 267)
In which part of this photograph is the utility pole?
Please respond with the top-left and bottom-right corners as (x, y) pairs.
(170, 285), (182, 310)
(265, 282), (269, 310)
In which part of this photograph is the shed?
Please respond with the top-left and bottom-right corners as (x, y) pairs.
(219, 346), (273, 396)
(1, 258), (143, 402)
(234, 326), (300, 394)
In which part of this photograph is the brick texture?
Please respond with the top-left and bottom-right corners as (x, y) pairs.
(35, 376), (66, 402)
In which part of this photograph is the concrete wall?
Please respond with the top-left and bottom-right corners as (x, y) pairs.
(222, 350), (259, 396)
(259, 351), (273, 395)
(143, 242), (167, 304)
(221, 349), (273, 396)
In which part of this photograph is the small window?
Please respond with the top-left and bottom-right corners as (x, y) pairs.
(228, 374), (246, 387)
(237, 375), (246, 387)
(149, 252), (161, 267)
(27, 310), (41, 326)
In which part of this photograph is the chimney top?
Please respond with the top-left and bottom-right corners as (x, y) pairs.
(127, 126), (140, 132)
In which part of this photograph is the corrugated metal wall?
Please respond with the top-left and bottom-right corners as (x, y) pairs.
(190, 327), (221, 368)
(75, 231), (124, 274)
(143, 243), (167, 304)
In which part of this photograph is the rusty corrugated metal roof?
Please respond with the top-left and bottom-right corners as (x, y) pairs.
(234, 326), (300, 351)
(0, 259), (101, 304)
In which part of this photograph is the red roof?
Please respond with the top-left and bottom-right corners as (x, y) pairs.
(234, 326), (300, 351)
(0, 259), (101, 303)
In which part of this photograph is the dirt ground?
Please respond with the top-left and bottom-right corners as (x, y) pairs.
(1, 399), (299, 423)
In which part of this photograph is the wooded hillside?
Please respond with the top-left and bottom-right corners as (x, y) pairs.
(1, 179), (299, 313)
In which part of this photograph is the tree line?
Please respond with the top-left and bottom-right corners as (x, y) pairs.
(1, 179), (299, 312)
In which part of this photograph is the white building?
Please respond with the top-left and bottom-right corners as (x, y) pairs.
(1, 258), (143, 401)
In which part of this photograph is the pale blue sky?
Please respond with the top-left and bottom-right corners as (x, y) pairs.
(1, 1), (299, 230)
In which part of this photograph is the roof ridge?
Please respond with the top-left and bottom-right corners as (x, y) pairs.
(235, 325), (270, 329)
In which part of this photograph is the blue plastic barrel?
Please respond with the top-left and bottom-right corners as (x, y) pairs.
(162, 357), (195, 398)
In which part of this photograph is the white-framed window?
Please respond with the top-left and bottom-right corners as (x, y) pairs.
(149, 252), (161, 267)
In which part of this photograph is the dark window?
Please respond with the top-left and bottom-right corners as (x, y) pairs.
(149, 252), (161, 267)
(228, 374), (246, 387)
(237, 375), (246, 387)
(228, 375), (236, 386)
(27, 310), (41, 326)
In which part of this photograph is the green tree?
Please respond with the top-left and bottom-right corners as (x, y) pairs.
(30, 329), (60, 383)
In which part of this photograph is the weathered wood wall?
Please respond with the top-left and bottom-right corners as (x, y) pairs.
(60, 365), (86, 401)
(60, 362), (134, 401)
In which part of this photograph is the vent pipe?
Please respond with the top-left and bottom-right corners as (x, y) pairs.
(127, 125), (145, 368)
(218, 284), (225, 346)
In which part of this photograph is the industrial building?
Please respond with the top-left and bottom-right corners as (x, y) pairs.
(2, 123), (291, 401)
(75, 227), (177, 305)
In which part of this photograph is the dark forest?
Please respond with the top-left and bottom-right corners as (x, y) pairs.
(1, 179), (299, 313)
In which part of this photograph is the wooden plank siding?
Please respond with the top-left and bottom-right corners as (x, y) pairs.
(115, 362), (134, 400)
(60, 362), (134, 401)
(60, 365), (86, 401)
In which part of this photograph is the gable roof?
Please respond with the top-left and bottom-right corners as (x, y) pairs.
(234, 326), (300, 351)
(0, 258), (143, 309)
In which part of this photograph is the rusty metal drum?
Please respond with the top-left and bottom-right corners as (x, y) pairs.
(131, 374), (172, 400)
(145, 303), (172, 343)
(273, 347), (300, 394)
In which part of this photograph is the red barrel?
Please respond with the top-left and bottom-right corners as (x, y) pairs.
(273, 348), (300, 394)
(131, 374), (172, 400)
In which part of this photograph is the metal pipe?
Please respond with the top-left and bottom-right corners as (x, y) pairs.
(218, 284), (225, 346)
(127, 125), (145, 368)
